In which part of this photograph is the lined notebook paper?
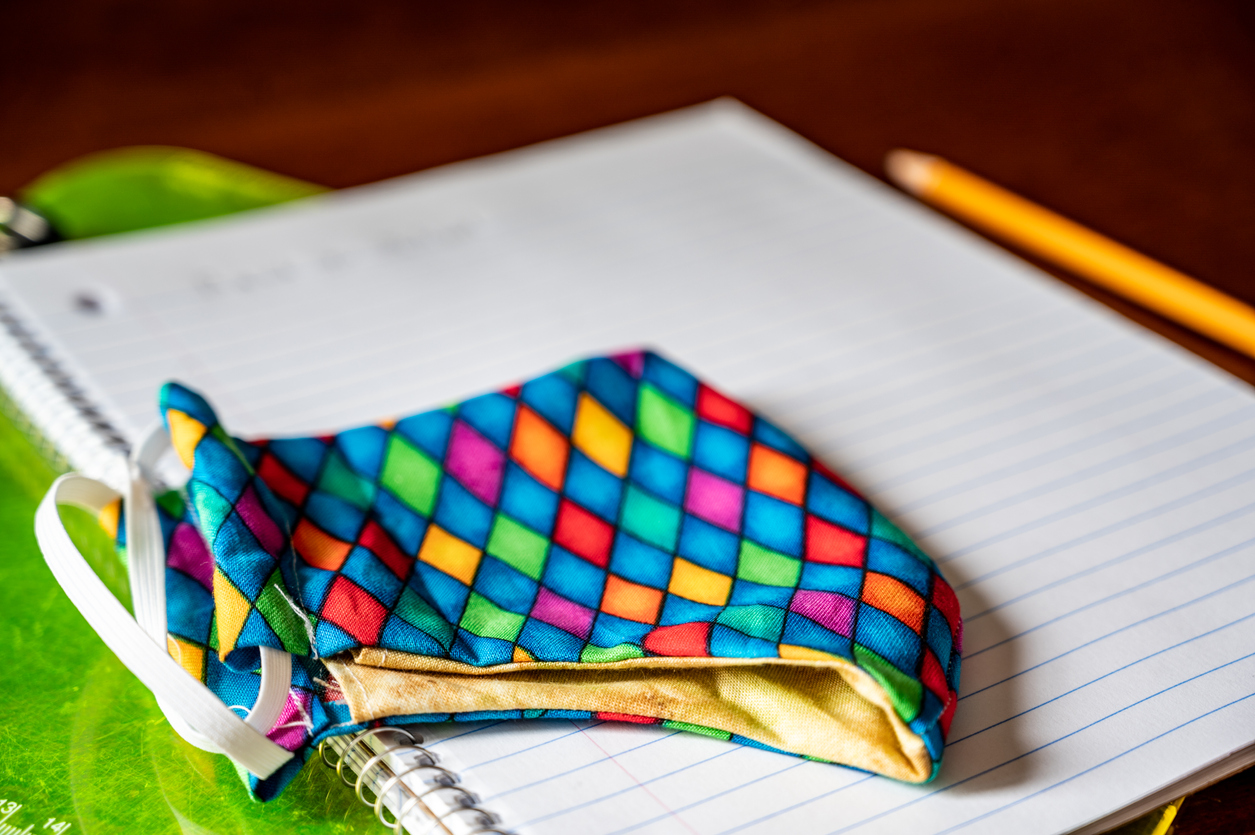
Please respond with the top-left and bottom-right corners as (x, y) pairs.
(3, 100), (1253, 835)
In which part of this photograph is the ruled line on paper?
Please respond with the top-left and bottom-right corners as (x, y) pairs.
(956, 467), (1255, 597)
(903, 397), (1253, 520)
(516, 729), (735, 832)
(612, 759), (824, 835)
(955, 437), (1255, 567)
(952, 607), (1255, 744)
(785, 327), (1131, 442)
(869, 375), (1229, 496)
(478, 728), (682, 803)
(709, 292), (1039, 390)
(963, 531), (1255, 665)
(932, 692), (1255, 835)
(422, 721), (506, 749)
(843, 363), (1196, 476)
(460, 722), (606, 773)
(796, 363), (1215, 496)
(959, 571), (1255, 704)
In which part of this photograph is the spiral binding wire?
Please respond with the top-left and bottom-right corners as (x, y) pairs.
(319, 727), (511, 835)
(0, 293), (130, 486)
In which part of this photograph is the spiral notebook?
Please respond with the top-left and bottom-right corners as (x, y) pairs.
(2, 100), (1253, 835)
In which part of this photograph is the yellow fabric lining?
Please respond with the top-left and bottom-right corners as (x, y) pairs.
(328, 650), (933, 783)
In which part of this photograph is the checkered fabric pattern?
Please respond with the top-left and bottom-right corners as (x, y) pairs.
(102, 492), (593, 800)
(100, 493), (338, 798)
(147, 349), (961, 796)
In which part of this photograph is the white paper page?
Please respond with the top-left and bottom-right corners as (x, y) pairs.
(3, 101), (1254, 835)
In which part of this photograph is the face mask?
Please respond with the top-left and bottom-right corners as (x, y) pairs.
(38, 349), (961, 800)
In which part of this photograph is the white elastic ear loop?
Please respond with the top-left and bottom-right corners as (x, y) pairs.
(36, 473), (293, 778)
(125, 426), (168, 644)
(127, 424), (292, 740)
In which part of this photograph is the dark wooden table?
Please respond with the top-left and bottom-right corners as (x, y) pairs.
(6, 1), (1254, 831)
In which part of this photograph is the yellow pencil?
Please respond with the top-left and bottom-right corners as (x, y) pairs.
(885, 150), (1255, 360)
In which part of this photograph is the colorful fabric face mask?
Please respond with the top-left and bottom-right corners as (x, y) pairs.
(38, 350), (961, 800)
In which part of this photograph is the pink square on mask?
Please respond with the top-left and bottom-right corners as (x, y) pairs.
(530, 588), (595, 639)
(445, 421), (505, 505)
(684, 468), (744, 532)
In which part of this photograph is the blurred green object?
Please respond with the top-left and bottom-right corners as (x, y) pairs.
(19, 146), (327, 241)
